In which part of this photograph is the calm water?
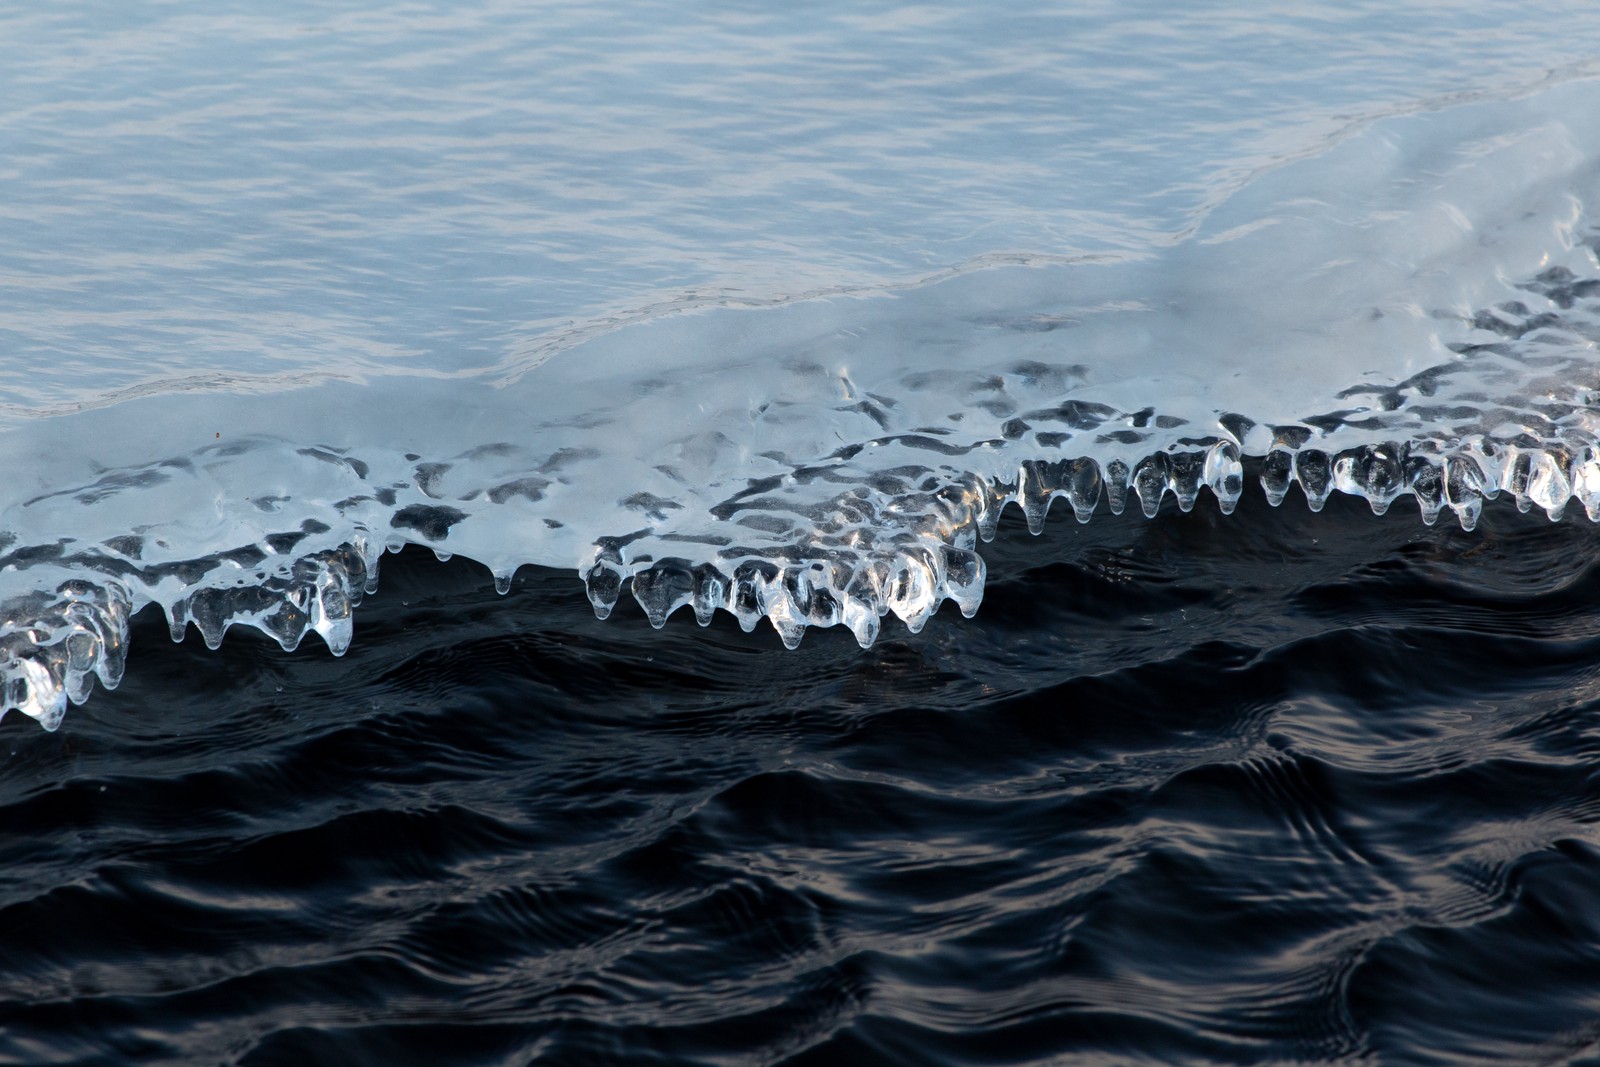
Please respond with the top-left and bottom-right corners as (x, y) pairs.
(7, 2), (1600, 1063)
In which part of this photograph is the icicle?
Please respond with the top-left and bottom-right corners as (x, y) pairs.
(1165, 450), (1204, 513)
(691, 565), (728, 626)
(1407, 456), (1444, 526)
(1018, 460), (1056, 535)
(1204, 441), (1243, 515)
(942, 546), (986, 619)
(1260, 449), (1294, 507)
(1132, 454), (1168, 518)
(1065, 458), (1102, 523)
(630, 560), (695, 629)
(1105, 459), (1130, 515)
(584, 560), (624, 620)
(1445, 454), (1486, 531)
(1295, 450), (1333, 512)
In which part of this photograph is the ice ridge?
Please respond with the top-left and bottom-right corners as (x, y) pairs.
(4, 431), (1599, 731)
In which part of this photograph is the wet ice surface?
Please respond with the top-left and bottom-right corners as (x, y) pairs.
(5, 75), (1600, 725)
(3, 4), (1600, 722)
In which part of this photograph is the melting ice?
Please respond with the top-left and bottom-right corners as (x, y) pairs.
(3, 5), (1600, 727)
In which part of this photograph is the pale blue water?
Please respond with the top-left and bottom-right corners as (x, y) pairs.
(5, 1), (1600, 399)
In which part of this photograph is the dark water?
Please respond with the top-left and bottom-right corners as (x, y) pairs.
(6, 487), (1600, 1065)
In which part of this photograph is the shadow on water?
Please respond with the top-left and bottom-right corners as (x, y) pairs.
(6, 487), (1600, 1065)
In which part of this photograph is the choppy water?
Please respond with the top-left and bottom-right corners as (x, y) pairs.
(6, 1), (1600, 1063)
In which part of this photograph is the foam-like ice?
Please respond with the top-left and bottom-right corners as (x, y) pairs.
(5, 55), (1600, 726)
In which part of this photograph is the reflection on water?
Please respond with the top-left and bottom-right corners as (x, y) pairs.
(8, 3), (1600, 1060)
(7, 495), (1600, 1063)
(6, 2), (1600, 399)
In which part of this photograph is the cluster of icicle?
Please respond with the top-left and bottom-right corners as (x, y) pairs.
(1, 544), (373, 730)
(4, 437), (1600, 730)
(584, 435), (1600, 650)
(1, 578), (130, 732)
(159, 541), (376, 656)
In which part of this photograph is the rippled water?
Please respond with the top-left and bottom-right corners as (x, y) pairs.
(9, 492), (1600, 1064)
(8, 0), (1598, 384)
(7, 2), (1600, 1063)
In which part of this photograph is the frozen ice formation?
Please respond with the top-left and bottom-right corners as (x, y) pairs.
(0, 577), (129, 732)
(3, 429), (1597, 730)
(4, 81), (1600, 727)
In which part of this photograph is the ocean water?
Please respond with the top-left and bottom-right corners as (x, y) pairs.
(6, 2), (1600, 1063)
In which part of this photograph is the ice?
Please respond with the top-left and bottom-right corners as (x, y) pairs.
(5, 74), (1600, 727)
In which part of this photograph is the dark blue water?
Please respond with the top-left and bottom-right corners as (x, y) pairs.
(7, 485), (1600, 1065)
(8, 8), (1600, 1061)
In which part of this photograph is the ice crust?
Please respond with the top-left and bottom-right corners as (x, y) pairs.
(5, 83), (1600, 727)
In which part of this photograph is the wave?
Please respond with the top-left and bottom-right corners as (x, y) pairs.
(4, 80), (1600, 729)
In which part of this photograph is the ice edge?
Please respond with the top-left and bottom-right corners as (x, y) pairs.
(3, 435), (1595, 730)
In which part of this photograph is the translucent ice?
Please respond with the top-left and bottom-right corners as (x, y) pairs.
(5, 36), (1600, 726)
